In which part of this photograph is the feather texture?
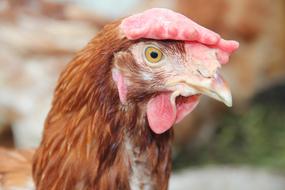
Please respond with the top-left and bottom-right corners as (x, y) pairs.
(32, 20), (173, 190)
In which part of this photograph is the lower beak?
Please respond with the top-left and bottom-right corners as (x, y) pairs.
(167, 74), (232, 107)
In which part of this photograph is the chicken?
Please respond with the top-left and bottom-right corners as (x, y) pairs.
(0, 8), (238, 190)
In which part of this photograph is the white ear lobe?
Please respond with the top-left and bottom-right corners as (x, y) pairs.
(112, 69), (128, 104)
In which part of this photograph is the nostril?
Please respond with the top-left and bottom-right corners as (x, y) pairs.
(197, 68), (211, 78)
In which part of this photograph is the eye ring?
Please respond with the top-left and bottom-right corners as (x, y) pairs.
(144, 46), (163, 64)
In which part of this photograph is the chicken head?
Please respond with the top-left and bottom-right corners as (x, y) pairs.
(112, 8), (239, 134)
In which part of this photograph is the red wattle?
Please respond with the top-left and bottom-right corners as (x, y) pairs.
(146, 93), (200, 134)
(146, 93), (176, 134)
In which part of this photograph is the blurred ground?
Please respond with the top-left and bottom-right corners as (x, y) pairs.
(0, 0), (284, 189)
(170, 166), (285, 190)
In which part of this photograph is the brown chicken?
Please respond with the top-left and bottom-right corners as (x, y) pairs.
(0, 8), (238, 190)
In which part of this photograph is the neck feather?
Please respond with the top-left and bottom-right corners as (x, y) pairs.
(32, 20), (173, 190)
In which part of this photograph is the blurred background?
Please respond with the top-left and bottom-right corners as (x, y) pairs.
(0, 0), (285, 189)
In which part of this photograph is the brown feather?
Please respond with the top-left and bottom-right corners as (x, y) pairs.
(32, 20), (174, 190)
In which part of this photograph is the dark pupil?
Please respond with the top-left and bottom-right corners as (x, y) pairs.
(150, 51), (158, 59)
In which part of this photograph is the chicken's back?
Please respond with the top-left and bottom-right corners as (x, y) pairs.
(0, 148), (34, 190)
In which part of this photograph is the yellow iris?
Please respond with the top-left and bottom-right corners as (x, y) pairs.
(145, 46), (163, 63)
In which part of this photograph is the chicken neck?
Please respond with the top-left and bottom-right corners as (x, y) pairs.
(32, 21), (173, 190)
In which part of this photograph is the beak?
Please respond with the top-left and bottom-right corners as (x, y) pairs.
(193, 74), (232, 107)
(166, 73), (232, 107)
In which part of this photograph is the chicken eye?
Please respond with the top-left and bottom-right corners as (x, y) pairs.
(145, 47), (163, 63)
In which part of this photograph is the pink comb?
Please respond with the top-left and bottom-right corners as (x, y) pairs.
(121, 8), (239, 62)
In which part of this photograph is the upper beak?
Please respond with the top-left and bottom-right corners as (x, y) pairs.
(192, 74), (232, 107)
(166, 73), (232, 107)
